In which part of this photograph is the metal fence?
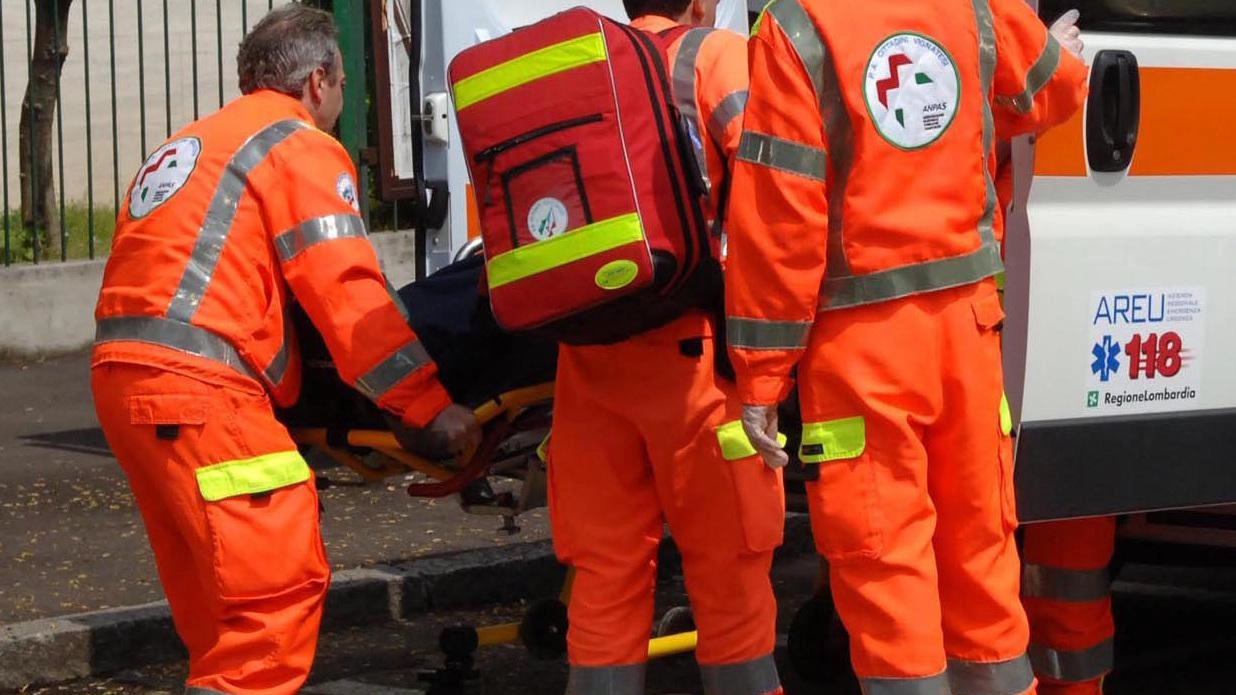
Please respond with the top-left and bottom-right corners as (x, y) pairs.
(0, 0), (398, 267)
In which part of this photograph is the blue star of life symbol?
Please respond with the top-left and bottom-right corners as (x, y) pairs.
(1091, 335), (1121, 382)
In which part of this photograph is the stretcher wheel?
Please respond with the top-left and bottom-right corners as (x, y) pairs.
(656, 606), (696, 637)
(787, 592), (854, 688)
(519, 598), (568, 660)
(420, 626), (482, 695)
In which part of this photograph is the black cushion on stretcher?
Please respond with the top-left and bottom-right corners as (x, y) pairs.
(275, 254), (559, 430)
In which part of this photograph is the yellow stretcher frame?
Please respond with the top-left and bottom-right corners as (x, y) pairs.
(289, 382), (557, 485)
(468, 567), (700, 659)
(287, 381), (701, 661)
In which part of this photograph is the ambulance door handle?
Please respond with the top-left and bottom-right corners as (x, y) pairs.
(1086, 50), (1140, 173)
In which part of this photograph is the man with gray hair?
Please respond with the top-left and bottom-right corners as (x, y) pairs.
(91, 4), (479, 693)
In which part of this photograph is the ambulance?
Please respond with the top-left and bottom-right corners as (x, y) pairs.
(1004, 0), (1236, 550)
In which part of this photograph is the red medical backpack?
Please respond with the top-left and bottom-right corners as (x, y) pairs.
(448, 7), (716, 345)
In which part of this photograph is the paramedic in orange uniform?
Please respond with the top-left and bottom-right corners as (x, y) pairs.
(90, 6), (479, 694)
(726, 0), (1088, 693)
(546, 2), (785, 694)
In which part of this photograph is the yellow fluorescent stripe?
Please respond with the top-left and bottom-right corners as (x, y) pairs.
(799, 416), (866, 464)
(195, 451), (310, 502)
(487, 213), (646, 288)
(716, 420), (788, 461)
(454, 33), (607, 110)
(1000, 393), (1014, 436)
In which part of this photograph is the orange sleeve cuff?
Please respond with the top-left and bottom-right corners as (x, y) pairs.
(739, 373), (794, 407)
(396, 377), (453, 429)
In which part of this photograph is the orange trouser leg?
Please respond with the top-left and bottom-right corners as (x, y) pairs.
(799, 282), (1035, 695)
(92, 362), (330, 695)
(1022, 518), (1116, 695)
(549, 314), (784, 695)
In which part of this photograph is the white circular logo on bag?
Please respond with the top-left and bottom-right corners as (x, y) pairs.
(336, 172), (359, 211)
(129, 137), (202, 218)
(863, 33), (960, 150)
(527, 198), (569, 241)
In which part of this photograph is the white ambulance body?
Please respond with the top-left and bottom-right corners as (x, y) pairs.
(1005, 1), (1236, 537)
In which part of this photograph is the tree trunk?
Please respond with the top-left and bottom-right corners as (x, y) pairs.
(19, 0), (72, 261)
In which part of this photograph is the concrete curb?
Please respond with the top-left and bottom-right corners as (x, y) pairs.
(0, 513), (814, 690)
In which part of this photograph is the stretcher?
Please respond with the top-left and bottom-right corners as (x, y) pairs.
(275, 254), (709, 693)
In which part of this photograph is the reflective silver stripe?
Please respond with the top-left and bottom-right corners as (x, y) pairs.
(387, 280), (411, 322)
(1029, 638), (1114, 684)
(565, 663), (645, 695)
(185, 687), (230, 695)
(737, 131), (827, 182)
(672, 28), (710, 127)
(263, 313), (293, 388)
(1022, 563), (1111, 602)
(707, 89), (748, 145)
(727, 317), (812, 350)
(998, 36), (1062, 114)
(768, 0), (852, 277)
(354, 340), (433, 401)
(767, 0), (825, 103)
(673, 28), (713, 186)
(971, 0), (999, 249)
(861, 671), (950, 695)
(166, 119), (309, 323)
(95, 316), (256, 380)
(700, 654), (781, 695)
(947, 653), (1036, 695)
(274, 213), (367, 262)
(821, 242), (1002, 310)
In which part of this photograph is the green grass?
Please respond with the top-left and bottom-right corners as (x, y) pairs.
(1, 201), (116, 264)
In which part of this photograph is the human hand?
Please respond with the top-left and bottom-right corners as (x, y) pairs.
(423, 403), (482, 458)
(1050, 9), (1084, 59)
(742, 404), (789, 469)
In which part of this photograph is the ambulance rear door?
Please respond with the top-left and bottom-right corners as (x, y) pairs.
(1004, 1), (1236, 523)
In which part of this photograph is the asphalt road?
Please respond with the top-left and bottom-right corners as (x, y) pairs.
(11, 554), (1236, 695)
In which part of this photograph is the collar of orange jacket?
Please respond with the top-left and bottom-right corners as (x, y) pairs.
(630, 14), (680, 33)
(245, 88), (317, 128)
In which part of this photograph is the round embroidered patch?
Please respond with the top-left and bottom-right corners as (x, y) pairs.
(336, 172), (359, 211)
(129, 137), (202, 218)
(863, 33), (960, 150)
(527, 197), (569, 241)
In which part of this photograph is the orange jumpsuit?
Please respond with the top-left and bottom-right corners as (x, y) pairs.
(726, 1), (1087, 692)
(92, 90), (451, 695)
(547, 16), (784, 695)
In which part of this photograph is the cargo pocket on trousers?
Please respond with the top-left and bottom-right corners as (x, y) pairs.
(196, 450), (321, 601)
(715, 421), (786, 553)
(972, 288), (1006, 333)
(127, 393), (209, 431)
(800, 417), (883, 563)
